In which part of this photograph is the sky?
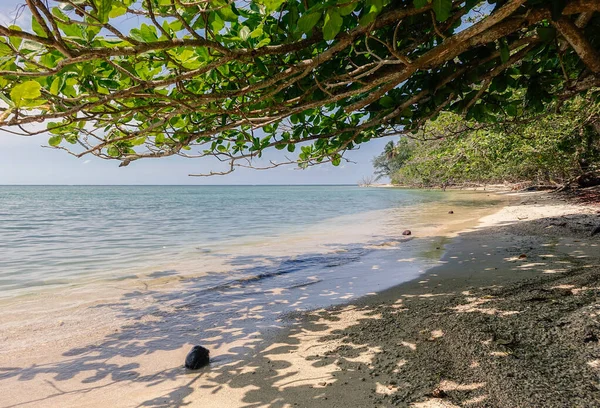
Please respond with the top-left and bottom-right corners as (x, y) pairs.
(0, 1), (393, 185)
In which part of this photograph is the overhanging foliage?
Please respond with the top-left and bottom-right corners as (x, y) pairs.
(0, 0), (599, 174)
(374, 98), (600, 186)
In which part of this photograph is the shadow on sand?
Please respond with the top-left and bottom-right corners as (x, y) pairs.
(1, 211), (600, 408)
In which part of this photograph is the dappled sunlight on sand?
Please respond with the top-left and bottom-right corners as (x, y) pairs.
(411, 398), (461, 407)
(1, 198), (600, 407)
(451, 296), (520, 317)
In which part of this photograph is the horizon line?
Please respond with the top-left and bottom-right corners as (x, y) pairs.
(0, 183), (363, 187)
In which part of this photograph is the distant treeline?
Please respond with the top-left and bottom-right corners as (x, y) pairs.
(373, 98), (600, 188)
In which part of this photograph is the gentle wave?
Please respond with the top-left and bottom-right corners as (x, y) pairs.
(0, 185), (501, 299)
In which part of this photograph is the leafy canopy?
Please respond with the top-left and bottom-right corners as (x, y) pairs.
(375, 98), (600, 187)
(0, 0), (599, 174)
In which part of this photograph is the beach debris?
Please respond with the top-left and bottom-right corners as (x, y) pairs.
(402, 230), (412, 236)
(448, 210), (454, 214)
(184, 345), (210, 370)
(591, 225), (600, 237)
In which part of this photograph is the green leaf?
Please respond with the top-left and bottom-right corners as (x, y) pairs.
(380, 95), (394, 108)
(256, 38), (271, 48)
(298, 12), (321, 34)
(217, 3), (238, 22)
(359, 0), (384, 26)
(50, 77), (64, 95)
(359, 12), (377, 26)
(94, 0), (112, 24)
(48, 135), (62, 147)
(239, 26), (251, 41)
(413, 0), (429, 9)
(338, 1), (357, 16)
(109, 5), (128, 19)
(210, 13), (225, 32)
(7, 25), (22, 49)
(107, 146), (120, 157)
(261, 0), (286, 12)
(323, 9), (343, 40)
(255, 57), (269, 74)
(0, 41), (12, 57)
(505, 101), (522, 117)
(31, 16), (48, 38)
(250, 26), (264, 39)
(10, 81), (42, 108)
(432, 0), (452, 22)
(130, 24), (158, 42)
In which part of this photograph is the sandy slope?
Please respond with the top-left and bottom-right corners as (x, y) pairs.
(1, 191), (599, 407)
(187, 192), (600, 408)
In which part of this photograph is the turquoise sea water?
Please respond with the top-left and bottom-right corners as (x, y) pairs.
(0, 185), (495, 298)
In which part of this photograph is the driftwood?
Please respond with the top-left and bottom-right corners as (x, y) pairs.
(553, 172), (600, 193)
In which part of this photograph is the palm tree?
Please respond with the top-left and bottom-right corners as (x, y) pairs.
(383, 141), (397, 160)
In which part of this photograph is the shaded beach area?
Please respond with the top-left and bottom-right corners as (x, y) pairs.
(1, 190), (599, 407)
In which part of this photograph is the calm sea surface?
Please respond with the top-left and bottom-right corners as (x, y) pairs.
(0, 185), (497, 299)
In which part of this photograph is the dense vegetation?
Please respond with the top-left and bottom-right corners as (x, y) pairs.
(373, 98), (600, 187)
(0, 1), (599, 175)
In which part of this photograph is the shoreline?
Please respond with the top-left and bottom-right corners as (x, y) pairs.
(179, 191), (599, 408)
(207, 191), (599, 408)
(0, 190), (505, 408)
(1, 191), (598, 407)
(0, 188), (499, 303)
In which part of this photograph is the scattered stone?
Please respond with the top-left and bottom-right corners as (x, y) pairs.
(431, 388), (447, 398)
(518, 254), (527, 259)
(402, 230), (412, 236)
(448, 210), (454, 214)
(318, 381), (327, 386)
(591, 225), (600, 237)
(184, 345), (210, 370)
(584, 332), (599, 343)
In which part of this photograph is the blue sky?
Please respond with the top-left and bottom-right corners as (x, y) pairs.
(0, 1), (392, 185)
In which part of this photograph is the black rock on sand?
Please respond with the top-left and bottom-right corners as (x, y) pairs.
(185, 346), (210, 370)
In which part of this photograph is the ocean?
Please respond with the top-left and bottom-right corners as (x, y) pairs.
(0, 185), (500, 301)
(0, 185), (506, 404)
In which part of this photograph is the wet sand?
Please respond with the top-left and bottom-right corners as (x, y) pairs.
(4, 191), (598, 407)
(193, 192), (598, 408)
